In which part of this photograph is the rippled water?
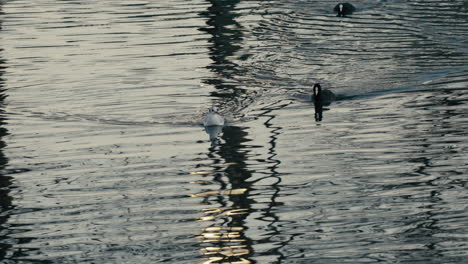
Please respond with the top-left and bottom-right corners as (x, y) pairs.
(1, 0), (467, 263)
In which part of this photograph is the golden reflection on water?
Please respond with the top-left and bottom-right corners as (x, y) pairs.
(190, 171), (216, 175)
(191, 179), (252, 264)
(190, 188), (248, 198)
(198, 257), (251, 264)
(196, 224), (252, 264)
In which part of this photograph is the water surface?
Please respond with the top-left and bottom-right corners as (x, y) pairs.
(0, 0), (467, 263)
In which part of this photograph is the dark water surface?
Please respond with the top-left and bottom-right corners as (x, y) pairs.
(1, 0), (467, 263)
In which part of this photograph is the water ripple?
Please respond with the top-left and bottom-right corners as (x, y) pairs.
(0, 0), (467, 263)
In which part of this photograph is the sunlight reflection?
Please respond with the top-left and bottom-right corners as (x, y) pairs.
(190, 171), (216, 175)
(198, 257), (251, 264)
(190, 188), (248, 198)
(196, 226), (251, 264)
(197, 208), (249, 222)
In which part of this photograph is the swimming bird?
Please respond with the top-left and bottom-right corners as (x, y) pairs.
(205, 125), (223, 146)
(203, 106), (225, 127)
(334, 3), (356, 17)
(312, 83), (336, 121)
(312, 83), (336, 104)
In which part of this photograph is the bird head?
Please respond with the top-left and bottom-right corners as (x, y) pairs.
(209, 106), (218, 113)
(313, 83), (322, 96)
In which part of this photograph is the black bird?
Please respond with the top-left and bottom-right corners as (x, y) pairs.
(334, 3), (356, 17)
(312, 83), (336, 104)
(312, 83), (336, 121)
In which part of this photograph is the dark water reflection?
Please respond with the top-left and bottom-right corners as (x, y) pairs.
(194, 126), (255, 264)
(193, 101), (294, 264)
(195, 1), (292, 262)
(0, 0), (467, 263)
(0, 4), (14, 260)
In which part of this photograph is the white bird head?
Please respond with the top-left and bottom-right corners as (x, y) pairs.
(209, 106), (218, 113)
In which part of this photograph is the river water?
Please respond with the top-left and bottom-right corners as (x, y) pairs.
(0, 0), (467, 263)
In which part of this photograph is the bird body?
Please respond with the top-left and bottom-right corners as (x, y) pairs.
(312, 83), (336, 104)
(203, 106), (225, 127)
(312, 83), (335, 121)
(205, 125), (223, 146)
(334, 2), (356, 17)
